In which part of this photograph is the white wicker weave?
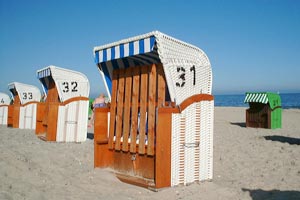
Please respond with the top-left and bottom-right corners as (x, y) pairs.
(154, 31), (212, 105)
(0, 92), (10, 125)
(171, 100), (214, 186)
(8, 82), (41, 130)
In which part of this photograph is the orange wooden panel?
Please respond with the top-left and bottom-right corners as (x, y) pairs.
(61, 96), (89, 106)
(179, 94), (214, 111)
(13, 104), (20, 128)
(35, 103), (46, 135)
(130, 67), (140, 153)
(94, 143), (114, 168)
(112, 151), (155, 179)
(157, 63), (165, 108)
(46, 102), (59, 141)
(108, 71), (118, 149)
(122, 68), (133, 152)
(155, 108), (172, 188)
(138, 66), (148, 154)
(116, 173), (154, 189)
(7, 105), (14, 127)
(115, 69), (125, 151)
(42, 83), (60, 133)
(147, 64), (157, 156)
(94, 107), (113, 168)
(94, 108), (110, 142)
(46, 81), (59, 103)
(14, 95), (21, 105)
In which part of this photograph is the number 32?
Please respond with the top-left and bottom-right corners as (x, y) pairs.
(62, 82), (78, 93)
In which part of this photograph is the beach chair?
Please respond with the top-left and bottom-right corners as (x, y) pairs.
(93, 31), (214, 189)
(244, 92), (282, 129)
(36, 65), (90, 142)
(0, 92), (11, 125)
(7, 82), (41, 129)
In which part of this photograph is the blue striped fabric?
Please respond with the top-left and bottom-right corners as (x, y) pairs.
(95, 36), (156, 64)
(94, 35), (160, 93)
(8, 84), (15, 90)
(37, 68), (52, 95)
(37, 68), (51, 79)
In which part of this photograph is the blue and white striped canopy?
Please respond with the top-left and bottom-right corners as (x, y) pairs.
(95, 36), (158, 65)
(37, 67), (52, 95)
(37, 68), (51, 79)
(94, 33), (161, 94)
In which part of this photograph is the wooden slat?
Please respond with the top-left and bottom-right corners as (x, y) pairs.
(13, 104), (20, 128)
(94, 108), (110, 143)
(11, 95), (20, 128)
(94, 108), (113, 168)
(43, 82), (59, 134)
(155, 108), (172, 188)
(14, 95), (21, 104)
(46, 81), (59, 103)
(147, 64), (157, 156)
(157, 63), (165, 108)
(115, 69), (125, 151)
(35, 103), (46, 135)
(108, 71), (119, 149)
(122, 68), (133, 152)
(130, 67), (140, 153)
(46, 102), (59, 141)
(138, 66), (149, 154)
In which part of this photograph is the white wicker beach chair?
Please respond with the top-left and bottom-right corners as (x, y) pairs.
(7, 82), (41, 129)
(36, 65), (90, 142)
(93, 31), (214, 189)
(0, 92), (11, 125)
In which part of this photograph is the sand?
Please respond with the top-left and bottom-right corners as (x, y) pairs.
(0, 107), (299, 200)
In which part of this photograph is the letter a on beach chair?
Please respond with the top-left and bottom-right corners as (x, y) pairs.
(36, 66), (90, 142)
(7, 82), (41, 129)
(0, 92), (11, 125)
(93, 31), (214, 189)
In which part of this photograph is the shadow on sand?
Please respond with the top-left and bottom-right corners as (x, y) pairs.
(242, 188), (300, 200)
(230, 122), (246, 128)
(87, 133), (94, 140)
(264, 135), (300, 145)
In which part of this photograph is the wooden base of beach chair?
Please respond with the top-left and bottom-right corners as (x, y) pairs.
(116, 173), (155, 190)
(7, 104), (20, 128)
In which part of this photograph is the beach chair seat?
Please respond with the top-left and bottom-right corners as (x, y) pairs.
(93, 31), (214, 189)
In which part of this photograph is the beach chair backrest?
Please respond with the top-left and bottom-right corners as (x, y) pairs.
(108, 63), (166, 156)
(37, 66), (90, 103)
(0, 92), (11, 105)
(8, 82), (41, 105)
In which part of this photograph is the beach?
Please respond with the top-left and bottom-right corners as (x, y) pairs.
(0, 107), (299, 200)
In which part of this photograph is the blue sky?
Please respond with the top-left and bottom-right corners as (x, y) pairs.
(1, 0), (299, 97)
